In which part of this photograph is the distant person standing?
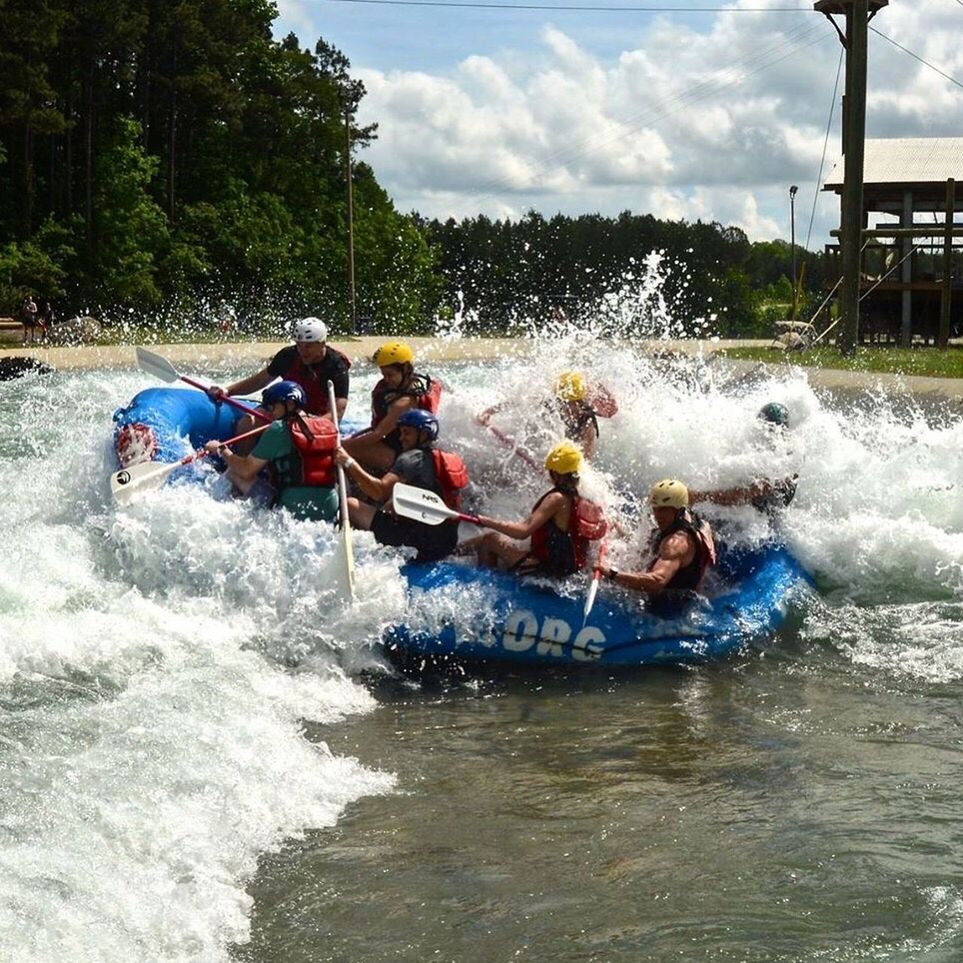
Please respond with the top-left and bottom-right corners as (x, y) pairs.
(40, 301), (55, 341)
(217, 300), (238, 336)
(21, 296), (38, 344)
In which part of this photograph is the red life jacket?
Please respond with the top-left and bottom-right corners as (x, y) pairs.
(286, 415), (338, 487)
(588, 382), (618, 418)
(371, 373), (442, 429)
(530, 489), (607, 574)
(647, 511), (716, 592)
(431, 449), (469, 511)
(278, 347), (351, 415)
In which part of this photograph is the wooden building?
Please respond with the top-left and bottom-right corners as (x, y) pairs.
(823, 137), (963, 345)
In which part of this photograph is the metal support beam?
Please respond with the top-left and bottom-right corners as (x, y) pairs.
(900, 190), (913, 347)
(831, 227), (963, 238)
(939, 178), (956, 348)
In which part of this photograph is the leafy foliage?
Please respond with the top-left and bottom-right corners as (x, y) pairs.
(0, 0), (432, 331)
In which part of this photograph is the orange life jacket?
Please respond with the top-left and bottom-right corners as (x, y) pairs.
(431, 448), (469, 511)
(530, 489), (607, 574)
(286, 415), (338, 487)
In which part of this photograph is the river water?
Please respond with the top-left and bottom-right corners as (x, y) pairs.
(2, 336), (962, 962)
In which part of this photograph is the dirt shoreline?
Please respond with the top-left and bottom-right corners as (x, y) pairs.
(2, 337), (962, 400)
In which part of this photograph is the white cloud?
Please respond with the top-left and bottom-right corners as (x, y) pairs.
(353, 0), (963, 242)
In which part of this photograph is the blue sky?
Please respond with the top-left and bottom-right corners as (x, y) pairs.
(273, 0), (963, 246)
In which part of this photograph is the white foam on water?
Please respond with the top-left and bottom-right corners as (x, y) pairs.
(0, 368), (397, 962)
(2, 311), (963, 958)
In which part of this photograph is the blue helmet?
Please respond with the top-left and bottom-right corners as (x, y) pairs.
(758, 402), (789, 428)
(397, 408), (439, 441)
(262, 380), (306, 409)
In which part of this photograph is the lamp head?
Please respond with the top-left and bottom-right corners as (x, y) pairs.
(789, 185), (798, 197)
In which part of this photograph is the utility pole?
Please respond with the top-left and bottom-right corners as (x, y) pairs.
(344, 103), (357, 335)
(789, 185), (798, 321)
(814, 0), (887, 356)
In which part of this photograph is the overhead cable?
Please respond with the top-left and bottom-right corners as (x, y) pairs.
(805, 44), (843, 252)
(870, 26), (963, 92)
(326, 0), (809, 11)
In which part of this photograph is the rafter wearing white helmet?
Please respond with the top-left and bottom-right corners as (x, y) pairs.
(293, 317), (328, 343)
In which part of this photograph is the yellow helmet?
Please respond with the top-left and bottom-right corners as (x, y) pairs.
(650, 478), (688, 510)
(544, 442), (583, 476)
(373, 341), (414, 367)
(554, 371), (587, 402)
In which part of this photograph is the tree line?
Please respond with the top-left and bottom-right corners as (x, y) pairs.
(0, 0), (822, 338)
(0, 0), (440, 332)
(423, 212), (824, 337)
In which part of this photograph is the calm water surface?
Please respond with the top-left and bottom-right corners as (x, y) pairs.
(238, 635), (963, 962)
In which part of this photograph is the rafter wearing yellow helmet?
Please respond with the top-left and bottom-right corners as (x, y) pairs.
(343, 339), (441, 473)
(554, 371), (588, 402)
(544, 442), (583, 476)
(372, 341), (414, 368)
(471, 442), (605, 579)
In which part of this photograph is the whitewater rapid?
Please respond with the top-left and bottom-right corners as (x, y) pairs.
(1, 332), (962, 961)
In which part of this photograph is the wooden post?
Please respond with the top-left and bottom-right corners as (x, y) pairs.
(939, 178), (956, 348)
(837, 0), (869, 357)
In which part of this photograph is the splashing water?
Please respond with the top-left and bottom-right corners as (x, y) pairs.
(2, 307), (963, 959)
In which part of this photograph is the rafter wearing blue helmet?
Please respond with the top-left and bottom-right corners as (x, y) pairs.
(205, 378), (339, 522)
(688, 402), (797, 518)
(336, 406), (469, 563)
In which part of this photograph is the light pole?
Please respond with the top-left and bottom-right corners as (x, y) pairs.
(789, 184), (799, 321)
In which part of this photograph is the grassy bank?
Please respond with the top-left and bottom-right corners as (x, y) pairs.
(720, 345), (963, 380)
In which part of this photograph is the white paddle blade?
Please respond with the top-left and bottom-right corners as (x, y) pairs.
(582, 575), (601, 626)
(110, 460), (179, 502)
(391, 483), (454, 526)
(135, 346), (213, 389)
(135, 346), (180, 383)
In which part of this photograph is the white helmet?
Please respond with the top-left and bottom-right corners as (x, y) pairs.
(293, 316), (328, 343)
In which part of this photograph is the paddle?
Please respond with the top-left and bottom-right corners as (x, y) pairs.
(392, 483), (483, 527)
(135, 346), (272, 424)
(582, 543), (607, 626)
(483, 421), (541, 471)
(328, 380), (356, 601)
(110, 423), (270, 502)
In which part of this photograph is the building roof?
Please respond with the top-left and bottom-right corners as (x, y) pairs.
(823, 138), (963, 190)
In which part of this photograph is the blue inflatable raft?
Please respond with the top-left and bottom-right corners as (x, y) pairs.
(385, 545), (812, 668)
(113, 386), (240, 467)
(114, 387), (812, 669)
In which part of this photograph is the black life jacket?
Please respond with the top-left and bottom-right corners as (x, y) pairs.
(370, 373), (442, 429)
(648, 510), (716, 592)
(560, 400), (600, 442)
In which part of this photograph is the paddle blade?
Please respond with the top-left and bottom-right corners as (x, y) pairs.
(582, 543), (607, 626)
(110, 459), (180, 502)
(582, 575), (601, 626)
(135, 346), (180, 383)
(392, 483), (455, 526)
